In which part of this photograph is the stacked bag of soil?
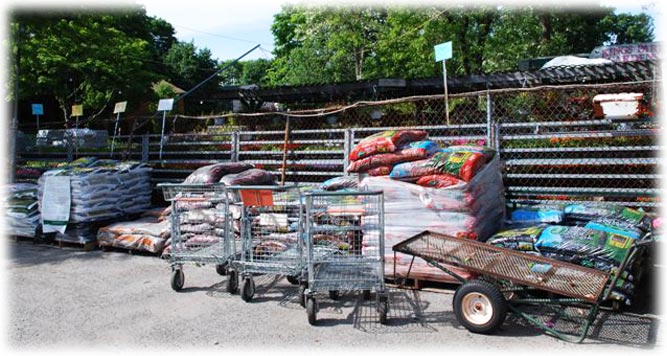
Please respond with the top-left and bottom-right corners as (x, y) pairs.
(97, 214), (171, 254)
(37, 158), (152, 243)
(488, 203), (654, 305)
(348, 130), (505, 283)
(4, 183), (40, 238)
(161, 162), (276, 258)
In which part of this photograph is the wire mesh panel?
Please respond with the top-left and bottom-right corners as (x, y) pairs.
(393, 230), (610, 302)
(160, 183), (235, 266)
(231, 185), (305, 277)
(304, 190), (385, 294)
(496, 82), (660, 210)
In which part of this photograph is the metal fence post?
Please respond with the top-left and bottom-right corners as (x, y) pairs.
(343, 129), (352, 176)
(141, 134), (149, 163)
(66, 134), (73, 162)
(231, 131), (239, 162)
(486, 90), (493, 148)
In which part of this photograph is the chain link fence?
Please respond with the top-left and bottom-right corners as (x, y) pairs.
(15, 80), (660, 210)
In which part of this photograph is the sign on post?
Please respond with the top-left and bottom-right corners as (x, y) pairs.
(110, 101), (128, 157)
(434, 41), (453, 125)
(113, 101), (127, 114)
(71, 105), (83, 129)
(157, 98), (175, 160)
(32, 103), (43, 131)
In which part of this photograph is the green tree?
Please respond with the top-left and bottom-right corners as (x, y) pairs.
(267, 4), (655, 85)
(11, 8), (158, 126)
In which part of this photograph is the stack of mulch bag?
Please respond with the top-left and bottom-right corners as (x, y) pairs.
(37, 158), (152, 243)
(160, 162), (276, 258)
(5, 183), (41, 238)
(97, 208), (171, 254)
(487, 203), (654, 305)
(333, 130), (506, 283)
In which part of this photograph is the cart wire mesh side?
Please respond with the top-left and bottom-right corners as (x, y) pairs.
(303, 190), (388, 325)
(159, 183), (238, 292)
(229, 185), (305, 302)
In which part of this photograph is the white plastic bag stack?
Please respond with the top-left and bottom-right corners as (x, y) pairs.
(360, 154), (505, 282)
(5, 183), (41, 238)
(37, 160), (152, 242)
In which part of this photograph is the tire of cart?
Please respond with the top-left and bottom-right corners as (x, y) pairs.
(286, 275), (300, 285)
(216, 263), (228, 276)
(171, 268), (185, 292)
(226, 268), (238, 294)
(377, 293), (389, 324)
(453, 279), (507, 334)
(306, 296), (317, 325)
(241, 276), (255, 302)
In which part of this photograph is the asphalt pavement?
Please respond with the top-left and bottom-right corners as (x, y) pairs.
(5, 241), (663, 353)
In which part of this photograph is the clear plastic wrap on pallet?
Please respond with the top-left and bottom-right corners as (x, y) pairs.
(37, 160), (152, 236)
(4, 183), (40, 237)
(360, 153), (505, 283)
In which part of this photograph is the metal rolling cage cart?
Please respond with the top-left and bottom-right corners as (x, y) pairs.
(229, 184), (306, 302)
(302, 190), (388, 325)
(393, 230), (653, 342)
(159, 183), (238, 293)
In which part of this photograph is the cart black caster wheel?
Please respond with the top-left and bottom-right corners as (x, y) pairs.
(329, 290), (340, 300)
(362, 289), (372, 301)
(298, 284), (307, 308)
(377, 294), (389, 324)
(216, 263), (228, 276)
(171, 269), (184, 292)
(226, 269), (238, 294)
(241, 277), (255, 302)
(306, 296), (317, 325)
(453, 279), (507, 334)
(286, 275), (300, 285)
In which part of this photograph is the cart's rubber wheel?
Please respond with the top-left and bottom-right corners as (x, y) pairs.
(171, 269), (184, 292)
(362, 289), (372, 301)
(306, 296), (317, 325)
(286, 275), (300, 285)
(298, 284), (307, 308)
(377, 294), (389, 324)
(241, 277), (255, 302)
(226, 269), (238, 294)
(453, 279), (507, 334)
(329, 290), (340, 300)
(216, 263), (228, 276)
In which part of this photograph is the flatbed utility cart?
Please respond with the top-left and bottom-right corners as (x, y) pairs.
(302, 190), (388, 325)
(229, 185), (306, 302)
(392, 230), (652, 342)
(159, 183), (239, 293)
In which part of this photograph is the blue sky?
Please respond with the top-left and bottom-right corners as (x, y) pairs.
(139, 0), (664, 62)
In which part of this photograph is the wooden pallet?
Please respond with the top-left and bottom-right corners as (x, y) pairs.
(55, 240), (98, 251)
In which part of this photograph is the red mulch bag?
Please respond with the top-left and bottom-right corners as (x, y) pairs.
(440, 151), (487, 182)
(350, 130), (428, 161)
(347, 140), (439, 173)
(416, 174), (465, 188)
(368, 166), (392, 176)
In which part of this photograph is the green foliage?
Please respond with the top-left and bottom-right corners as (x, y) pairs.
(267, 4), (655, 86)
(11, 6), (173, 125)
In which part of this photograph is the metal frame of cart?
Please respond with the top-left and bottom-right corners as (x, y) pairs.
(229, 184), (306, 302)
(159, 183), (239, 293)
(392, 230), (652, 342)
(302, 190), (388, 325)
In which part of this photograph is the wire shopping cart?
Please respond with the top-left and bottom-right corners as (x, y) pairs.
(302, 190), (388, 325)
(159, 183), (239, 293)
(229, 185), (306, 302)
